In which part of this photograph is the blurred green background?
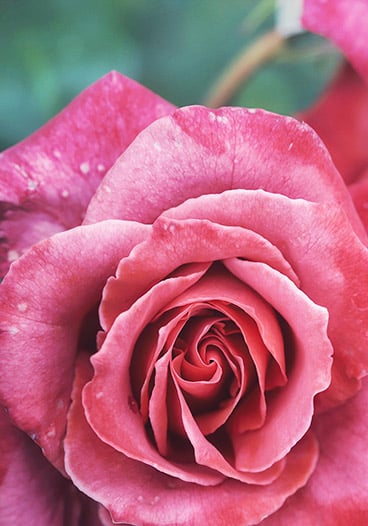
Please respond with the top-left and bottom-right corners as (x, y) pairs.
(1, 0), (341, 151)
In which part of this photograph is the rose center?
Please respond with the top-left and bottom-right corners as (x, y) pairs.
(130, 281), (287, 463)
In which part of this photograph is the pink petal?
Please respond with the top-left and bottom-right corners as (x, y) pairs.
(85, 264), (223, 485)
(225, 259), (331, 471)
(299, 64), (368, 185)
(302, 0), (368, 82)
(66, 354), (319, 526)
(172, 370), (287, 485)
(161, 189), (368, 407)
(0, 210), (64, 278)
(0, 408), (102, 526)
(0, 72), (175, 276)
(84, 105), (365, 242)
(99, 217), (299, 331)
(261, 378), (368, 525)
(349, 169), (368, 232)
(0, 220), (150, 471)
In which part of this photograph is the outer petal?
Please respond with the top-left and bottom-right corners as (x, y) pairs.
(0, 408), (102, 526)
(0, 72), (175, 276)
(302, 0), (368, 82)
(84, 105), (366, 243)
(299, 64), (368, 185)
(65, 354), (319, 526)
(260, 378), (368, 525)
(0, 220), (150, 471)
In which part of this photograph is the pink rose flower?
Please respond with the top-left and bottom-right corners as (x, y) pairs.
(1, 72), (368, 525)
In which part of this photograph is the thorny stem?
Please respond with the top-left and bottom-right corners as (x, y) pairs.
(204, 30), (285, 108)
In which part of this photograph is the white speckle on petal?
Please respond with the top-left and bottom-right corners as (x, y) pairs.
(27, 180), (38, 191)
(247, 108), (257, 114)
(216, 115), (229, 124)
(46, 427), (56, 438)
(14, 164), (29, 178)
(53, 149), (62, 159)
(104, 185), (112, 194)
(166, 478), (180, 488)
(153, 142), (162, 152)
(61, 189), (69, 198)
(97, 163), (105, 172)
(209, 111), (216, 122)
(7, 250), (20, 262)
(17, 303), (28, 313)
(288, 142), (294, 151)
(9, 326), (19, 335)
(80, 162), (90, 174)
(162, 222), (176, 234)
(95, 391), (104, 399)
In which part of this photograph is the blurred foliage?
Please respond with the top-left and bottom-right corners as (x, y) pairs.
(1, 0), (341, 151)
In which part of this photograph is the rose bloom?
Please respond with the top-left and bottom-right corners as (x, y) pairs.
(1, 71), (368, 525)
(1, 5), (368, 526)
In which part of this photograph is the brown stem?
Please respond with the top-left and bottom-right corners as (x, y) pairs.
(204, 30), (285, 108)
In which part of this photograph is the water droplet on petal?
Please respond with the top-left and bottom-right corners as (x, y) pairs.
(7, 250), (20, 262)
(80, 162), (90, 174)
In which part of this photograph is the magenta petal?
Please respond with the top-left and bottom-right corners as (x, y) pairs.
(349, 170), (368, 233)
(0, 72), (174, 275)
(302, 0), (368, 83)
(0, 209), (65, 278)
(66, 355), (319, 526)
(299, 64), (368, 185)
(0, 408), (102, 526)
(84, 105), (365, 242)
(0, 220), (150, 470)
(261, 378), (368, 525)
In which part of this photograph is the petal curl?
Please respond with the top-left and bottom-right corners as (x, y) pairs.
(84, 106), (365, 242)
(0, 72), (174, 275)
(302, 0), (368, 82)
(100, 217), (299, 332)
(66, 354), (319, 526)
(224, 259), (331, 470)
(0, 220), (150, 471)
